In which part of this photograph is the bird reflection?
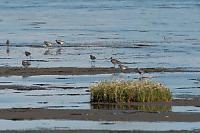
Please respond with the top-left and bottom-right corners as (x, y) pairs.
(56, 48), (62, 55)
(44, 49), (52, 55)
(22, 60), (31, 68)
(22, 75), (30, 79)
(6, 47), (10, 55)
(112, 73), (120, 81)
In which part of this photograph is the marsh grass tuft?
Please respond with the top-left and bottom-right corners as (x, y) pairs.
(90, 79), (172, 103)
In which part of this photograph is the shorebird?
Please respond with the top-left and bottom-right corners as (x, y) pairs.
(90, 55), (96, 62)
(119, 64), (128, 71)
(110, 57), (120, 68)
(137, 68), (146, 75)
(22, 60), (31, 67)
(55, 40), (64, 45)
(44, 41), (53, 47)
(6, 40), (10, 45)
(90, 55), (96, 68)
(25, 51), (31, 57)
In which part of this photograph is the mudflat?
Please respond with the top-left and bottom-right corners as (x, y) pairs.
(0, 67), (199, 76)
(0, 98), (200, 122)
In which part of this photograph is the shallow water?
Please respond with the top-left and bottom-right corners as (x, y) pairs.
(172, 106), (200, 113)
(0, 119), (200, 131)
(1, 45), (200, 69)
(1, 0), (200, 43)
(0, 0), (200, 69)
(0, 89), (90, 109)
(0, 0), (200, 131)
(0, 72), (200, 110)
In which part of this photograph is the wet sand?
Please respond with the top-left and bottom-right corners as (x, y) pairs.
(0, 67), (199, 76)
(0, 98), (200, 122)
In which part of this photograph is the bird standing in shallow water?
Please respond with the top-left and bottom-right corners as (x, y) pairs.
(110, 57), (120, 68)
(6, 40), (10, 45)
(55, 40), (64, 45)
(25, 51), (31, 59)
(6, 40), (10, 54)
(119, 64), (128, 71)
(25, 51), (31, 57)
(44, 41), (53, 47)
(137, 68), (146, 75)
(90, 55), (96, 61)
(90, 55), (96, 67)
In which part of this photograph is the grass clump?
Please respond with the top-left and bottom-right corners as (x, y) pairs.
(90, 79), (172, 103)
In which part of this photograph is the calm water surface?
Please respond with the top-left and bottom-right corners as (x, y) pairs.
(0, 0), (199, 105)
(0, 0), (200, 131)
(0, 0), (200, 68)
(1, 119), (200, 131)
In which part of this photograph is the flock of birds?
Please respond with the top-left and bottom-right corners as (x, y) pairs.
(4, 40), (146, 75)
(5, 39), (66, 68)
(90, 55), (146, 75)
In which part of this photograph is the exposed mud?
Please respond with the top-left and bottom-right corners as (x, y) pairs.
(0, 67), (199, 76)
(0, 98), (200, 122)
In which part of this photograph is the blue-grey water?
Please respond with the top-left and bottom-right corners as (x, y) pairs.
(1, 0), (200, 131)
(0, 0), (200, 68)
(0, 119), (200, 131)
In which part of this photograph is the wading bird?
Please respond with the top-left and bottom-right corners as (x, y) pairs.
(90, 55), (96, 62)
(6, 40), (10, 45)
(44, 41), (53, 47)
(25, 51), (31, 57)
(90, 55), (96, 68)
(137, 68), (146, 75)
(110, 57), (120, 68)
(55, 40), (64, 45)
(119, 64), (128, 71)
